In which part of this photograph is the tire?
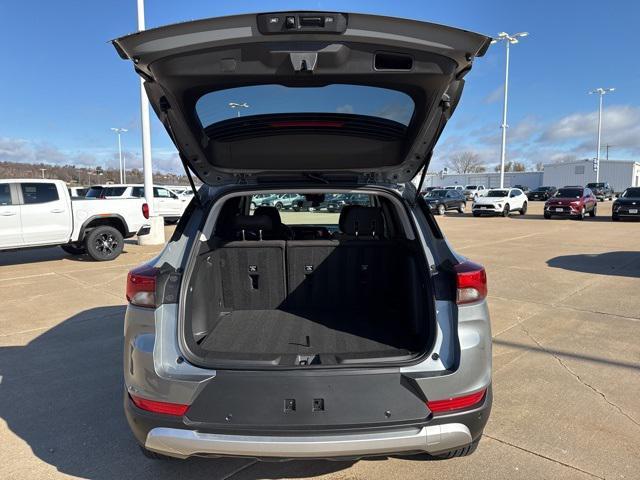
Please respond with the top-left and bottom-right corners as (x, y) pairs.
(437, 204), (445, 215)
(589, 205), (597, 217)
(544, 212), (552, 219)
(430, 437), (481, 459)
(473, 211), (481, 217)
(60, 243), (86, 255)
(458, 202), (466, 213)
(275, 202), (283, 211)
(612, 215), (620, 221)
(577, 207), (586, 221)
(502, 203), (510, 217)
(520, 202), (527, 215)
(139, 446), (173, 461)
(85, 225), (124, 261)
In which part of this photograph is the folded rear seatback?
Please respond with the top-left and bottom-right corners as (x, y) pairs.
(212, 240), (287, 310)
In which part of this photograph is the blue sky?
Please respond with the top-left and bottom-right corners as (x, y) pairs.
(0, 0), (638, 174)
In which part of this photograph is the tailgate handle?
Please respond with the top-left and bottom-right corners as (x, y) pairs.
(290, 52), (318, 72)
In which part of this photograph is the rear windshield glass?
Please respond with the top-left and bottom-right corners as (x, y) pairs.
(426, 190), (447, 198)
(621, 188), (640, 198)
(555, 189), (582, 198)
(86, 187), (127, 198)
(587, 183), (604, 188)
(250, 193), (373, 226)
(196, 85), (415, 127)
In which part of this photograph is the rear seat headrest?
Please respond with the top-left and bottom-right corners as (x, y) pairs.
(339, 206), (384, 237)
(254, 206), (282, 227)
(231, 215), (273, 240)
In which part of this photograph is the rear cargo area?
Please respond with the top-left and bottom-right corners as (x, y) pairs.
(182, 202), (432, 367)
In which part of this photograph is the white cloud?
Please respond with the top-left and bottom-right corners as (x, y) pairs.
(336, 104), (354, 114)
(0, 137), (182, 173)
(483, 84), (504, 104)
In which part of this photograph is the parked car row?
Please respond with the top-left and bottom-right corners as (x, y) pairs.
(421, 184), (639, 221)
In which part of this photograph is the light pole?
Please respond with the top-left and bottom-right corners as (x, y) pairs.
(492, 31), (529, 188)
(110, 127), (128, 183)
(40, 168), (47, 179)
(228, 102), (249, 117)
(588, 87), (615, 182)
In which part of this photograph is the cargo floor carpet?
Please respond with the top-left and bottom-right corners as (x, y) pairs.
(199, 309), (419, 356)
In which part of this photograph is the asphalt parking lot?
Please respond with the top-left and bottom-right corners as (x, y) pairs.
(1, 201), (639, 480)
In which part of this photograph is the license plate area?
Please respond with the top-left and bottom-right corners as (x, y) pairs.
(629, 209), (638, 214)
(555, 208), (563, 212)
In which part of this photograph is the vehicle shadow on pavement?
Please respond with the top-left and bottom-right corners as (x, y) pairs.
(0, 247), (130, 267)
(547, 251), (640, 278)
(0, 307), (353, 479)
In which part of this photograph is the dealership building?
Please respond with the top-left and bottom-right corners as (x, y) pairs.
(541, 159), (640, 193)
(424, 159), (639, 193)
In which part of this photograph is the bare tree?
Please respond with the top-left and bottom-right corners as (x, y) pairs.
(512, 161), (526, 172)
(534, 161), (544, 172)
(446, 152), (486, 174)
(494, 161), (525, 172)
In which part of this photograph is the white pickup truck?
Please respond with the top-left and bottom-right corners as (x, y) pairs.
(0, 179), (150, 261)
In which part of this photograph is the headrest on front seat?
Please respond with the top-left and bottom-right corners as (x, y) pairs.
(231, 215), (273, 240)
(338, 206), (384, 237)
(254, 206), (282, 227)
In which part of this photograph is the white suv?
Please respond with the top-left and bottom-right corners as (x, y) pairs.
(86, 184), (189, 222)
(115, 11), (493, 462)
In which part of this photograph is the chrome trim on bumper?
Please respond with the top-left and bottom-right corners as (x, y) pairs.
(145, 423), (472, 459)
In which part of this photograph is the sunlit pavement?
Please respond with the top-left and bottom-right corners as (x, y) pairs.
(1, 205), (639, 480)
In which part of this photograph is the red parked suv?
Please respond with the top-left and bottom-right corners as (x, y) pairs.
(544, 187), (597, 220)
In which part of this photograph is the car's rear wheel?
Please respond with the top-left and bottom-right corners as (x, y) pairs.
(60, 243), (86, 255)
(502, 204), (510, 217)
(85, 225), (123, 261)
(473, 211), (481, 217)
(520, 202), (527, 215)
(612, 214), (620, 221)
(437, 204), (445, 215)
(275, 201), (283, 210)
(589, 205), (597, 217)
(544, 212), (552, 219)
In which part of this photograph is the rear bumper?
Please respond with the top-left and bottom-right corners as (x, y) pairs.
(145, 423), (472, 459)
(136, 225), (151, 236)
(125, 388), (491, 460)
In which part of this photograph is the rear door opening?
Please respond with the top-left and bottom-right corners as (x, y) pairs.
(180, 189), (436, 368)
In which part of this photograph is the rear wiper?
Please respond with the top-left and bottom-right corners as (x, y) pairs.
(303, 172), (330, 184)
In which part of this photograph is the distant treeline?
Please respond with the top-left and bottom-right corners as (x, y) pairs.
(0, 161), (192, 186)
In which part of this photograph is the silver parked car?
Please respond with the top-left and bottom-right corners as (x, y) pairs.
(116, 10), (492, 461)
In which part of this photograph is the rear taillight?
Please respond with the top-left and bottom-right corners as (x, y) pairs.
(142, 203), (149, 219)
(126, 263), (158, 308)
(427, 388), (487, 414)
(454, 260), (487, 304)
(130, 394), (189, 416)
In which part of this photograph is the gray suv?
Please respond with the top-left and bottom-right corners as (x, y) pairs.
(116, 11), (492, 461)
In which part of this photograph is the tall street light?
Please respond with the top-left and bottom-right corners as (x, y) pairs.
(589, 87), (615, 183)
(110, 127), (128, 183)
(228, 102), (249, 117)
(492, 31), (529, 188)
